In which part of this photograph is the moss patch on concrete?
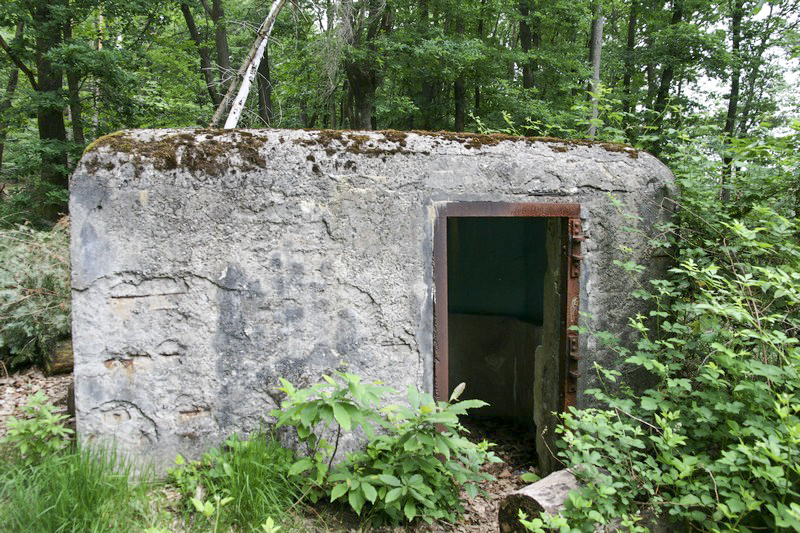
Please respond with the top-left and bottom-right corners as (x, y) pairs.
(294, 129), (639, 159)
(83, 128), (639, 178)
(83, 129), (268, 177)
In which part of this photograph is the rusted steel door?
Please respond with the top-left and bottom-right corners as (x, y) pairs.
(564, 217), (583, 408)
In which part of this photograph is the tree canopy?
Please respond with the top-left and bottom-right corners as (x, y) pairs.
(0, 0), (797, 224)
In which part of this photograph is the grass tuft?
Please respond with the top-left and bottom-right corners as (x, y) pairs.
(0, 442), (155, 532)
(170, 432), (307, 531)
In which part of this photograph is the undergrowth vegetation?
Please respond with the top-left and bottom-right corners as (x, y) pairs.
(0, 216), (71, 369)
(168, 432), (304, 532)
(522, 123), (800, 532)
(165, 375), (498, 528)
(273, 374), (499, 526)
(0, 395), (160, 533)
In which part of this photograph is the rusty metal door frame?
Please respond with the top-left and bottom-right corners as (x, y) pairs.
(433, 201), (583, 412)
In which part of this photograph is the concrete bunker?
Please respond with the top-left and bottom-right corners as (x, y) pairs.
(70, 128), (674, 474)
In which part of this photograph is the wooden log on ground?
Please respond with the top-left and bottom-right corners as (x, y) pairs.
(44, 338), (73, 376)
(498, 468), (580, 533)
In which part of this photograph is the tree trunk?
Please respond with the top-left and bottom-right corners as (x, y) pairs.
(622, 0), (638, 120)
(211, 0), (232, 89)
(347, 67), (377, 130)
(33, 0), (68, 191)
(257, 45), (273, 126)
(341, 0), (388, 131)
(587, 1), (604, 138)
(498, 470), (581, 532)
(63, 19), (84, 147)
(518, 0), (534, 89)
(93, 11), (103, 136)
(653, 0), (683, 119)
(0, 21), (23, 175)
(454, 15), (466, 131)
(44, 339), (73, 376)
(735, 6), (773, 134)
(475, 0), (486, 113)
(721, 0), (744, 204)
(644, 0), (663, 107)
(215, 0), (286, 129)
(651, 0), (683, 156)
(180, 3), (221, 107)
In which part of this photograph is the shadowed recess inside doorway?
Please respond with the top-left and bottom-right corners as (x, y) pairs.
(447, 216), (564, 470)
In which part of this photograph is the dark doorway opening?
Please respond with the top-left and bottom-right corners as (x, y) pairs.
(447, 217), (546, 425)
(433, 202), (582, 475)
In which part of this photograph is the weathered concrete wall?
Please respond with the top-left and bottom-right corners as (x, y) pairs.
(71, 128), (674, 470)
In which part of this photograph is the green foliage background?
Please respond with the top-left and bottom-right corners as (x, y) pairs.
(1, 0), (799, 529)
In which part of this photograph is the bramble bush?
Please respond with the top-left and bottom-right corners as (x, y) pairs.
(0, 216), (71, 369)
(274, 373), (499, 526)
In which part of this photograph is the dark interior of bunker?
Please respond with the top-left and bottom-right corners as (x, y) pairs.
(447, 216), (564, 470)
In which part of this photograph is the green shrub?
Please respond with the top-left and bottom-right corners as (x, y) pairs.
(523, 207), (800, 532)
(168, 432), (305, 531)
(0, 217), (71, 369)
(1, 390), (73, 465)
(274, 373), (499, 526)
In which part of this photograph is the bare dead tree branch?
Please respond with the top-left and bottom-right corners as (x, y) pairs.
(0, 29), (38, 91)
(210, 0), (286, 128)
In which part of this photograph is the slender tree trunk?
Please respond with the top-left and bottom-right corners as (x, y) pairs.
(519, 0), (534, 89)
(33, 0), (68, 191)
(454, 15), (466, 131)
(211, 0), (232, 89)
(587, 0), (604, 138)
(345, 82), (354, 127)
(257, 45), (273, 126)
(0, 21), (23, 175)
(474, 0), (486, 113)
(736, 7), (774, 136)
(622, 0), (638, 119)
(181, 3), (221, 107)
(721, 0), (744, 204)
(93, 11), (102, 136)
(215, 0), (286, 128)
(653, 0), (683, 119)
(651, 0), (683, 155)
(644, 0), (663, 107)
(63, 19), (84, 146)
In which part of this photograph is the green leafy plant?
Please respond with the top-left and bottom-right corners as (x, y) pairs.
(274, 373), (499, 526)
(260, 516), (281, 533)
(2, 391), (73, 465)
(191, 494), (233, 533)
(523, 203), (800, 531)
(0, 217), (71, 369)
(168, 432), (305, 531)
(273, 372), (392, 488)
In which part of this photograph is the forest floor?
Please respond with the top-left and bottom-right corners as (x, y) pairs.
(0, 367), (537, 532)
